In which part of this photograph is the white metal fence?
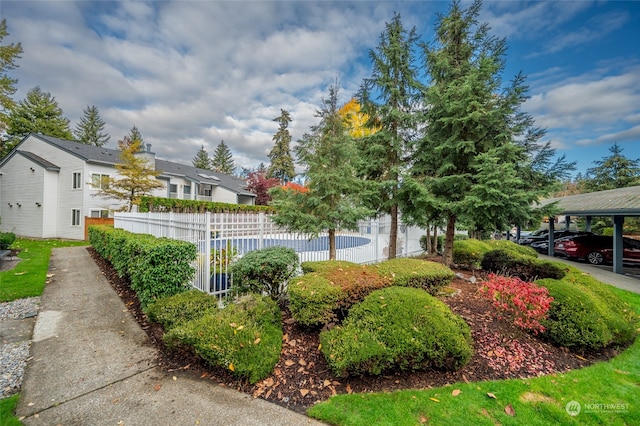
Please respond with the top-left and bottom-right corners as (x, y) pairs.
(114, 211), (425, 298)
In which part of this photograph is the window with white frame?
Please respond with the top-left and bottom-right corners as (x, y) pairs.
(72, 172), (82, 189)
(184, 185), (191, 195)
(72, 209), (81, 226)
(90, 210), (109, 218)
(91, 173), (110, 190)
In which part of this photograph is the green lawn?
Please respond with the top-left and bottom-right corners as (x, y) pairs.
(308, 287), (640, 425)
(0, 239), (88, 302)
(0, 394), (21, 426)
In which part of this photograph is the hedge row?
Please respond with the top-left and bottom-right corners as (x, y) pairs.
(88, 225), (196, 308)
(320, 287), (473, 377)
(289, 258), (455, 328)
(481, 249), (566, 281)
(452, 239), (537, 268)
(138, 196), (274, 214)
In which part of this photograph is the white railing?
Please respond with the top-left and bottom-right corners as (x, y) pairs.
(114, 212), (425, 300)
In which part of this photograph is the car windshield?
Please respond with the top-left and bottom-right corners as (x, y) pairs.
(530, 229), (548, 236)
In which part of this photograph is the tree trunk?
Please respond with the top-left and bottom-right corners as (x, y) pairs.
(328, 228), (336, 260)
(432, 225), (438, 254)
(425, 226), (431, 253)
(442, 214), (456, 267)
(389, 204), (398, 259)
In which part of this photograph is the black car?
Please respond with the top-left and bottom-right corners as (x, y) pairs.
(518, 230), (587, 247)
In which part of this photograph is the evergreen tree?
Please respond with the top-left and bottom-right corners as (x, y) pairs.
(211, 140), (235, 175)
(192, 145), (212, 170)
(357, 13), (423, 259)
(585, 143), (640, 191)
(0, 19), (22, 136)
(270, 84), (372, 259)
(267, 109), (295, 183)
(4, 86), (72, 154)
(95, 138), (163, 212)
(73, 105), (110, 146)
(128, 125), (143, 144)
(409, 0), (549, 266)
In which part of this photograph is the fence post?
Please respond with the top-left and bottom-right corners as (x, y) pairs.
(205, 211), (211, 293)
(258, 212), (265, 250)
(373, 218), (379, 263)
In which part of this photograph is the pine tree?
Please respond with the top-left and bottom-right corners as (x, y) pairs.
(4, 86), (72, 153)
(211, 140), (235, 175)
(95, 138), (163, 212)
(267, 109), (295, 183)
(585, 143), (640, 191)
(270, 84), (372, 259)
(192, 145), (212, 170)
(0, 19), (22, 136)
(73, 105), (110, 146)
(128, 125), (143, 144)
(409, 0), (549, 266)
(357, 13), (423, 259)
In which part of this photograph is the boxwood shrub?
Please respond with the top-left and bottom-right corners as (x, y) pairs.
(145, 290), (218, 330)
(300, 260), (359, 274)
(288, 274), (344, 328)
(320, 287), (473, 377)
(372, 258), (455, 295)
(481, 249), (566, 281)
(164, 294), (282, 384)
(453, 239), (537, 268)
(537, 266), (637, 349)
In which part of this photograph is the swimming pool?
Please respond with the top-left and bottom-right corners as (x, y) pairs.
(212, 235), (371, 254)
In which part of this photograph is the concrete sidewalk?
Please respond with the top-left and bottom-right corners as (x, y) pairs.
(16, 246), (324, 425)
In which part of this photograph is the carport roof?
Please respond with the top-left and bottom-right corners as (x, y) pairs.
(538, 185), (640, 216)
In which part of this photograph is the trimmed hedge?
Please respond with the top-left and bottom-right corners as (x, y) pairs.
(289, 274), (343, 327)
(481, 249), (566, 281)
(320, 287), (473, 377)
(453, 239), (537, 268)
(164, 294), (282, 384)
(145, 290), (218, 330)
(537, 266), (637, 349)
(139, 196), (274, 214)
(373, 258), (455, 295)
(301, 260), (359, 274)
(88, 225), (197, 308)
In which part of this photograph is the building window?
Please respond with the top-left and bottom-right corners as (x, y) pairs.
(184, 185), (191, 195)
(90, 210), (109, 218)
(72, 209), (81, 226)
(91, 173), (110, 190)
(72, 172), (82, 189)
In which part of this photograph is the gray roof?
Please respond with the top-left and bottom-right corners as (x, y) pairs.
(13, 133), (254, 198)
(538, 185), (640, 216)
(16, 150), (61, 171)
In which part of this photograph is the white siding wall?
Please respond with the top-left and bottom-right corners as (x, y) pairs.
(211, 186), (238, 204)
(0, 155), (46, 237)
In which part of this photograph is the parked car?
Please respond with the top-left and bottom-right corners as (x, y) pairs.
(518, 229), (587, 248)
(529, 232), (593, 254)
(554, 234), (640, 265)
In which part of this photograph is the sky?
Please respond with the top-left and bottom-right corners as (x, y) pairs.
(1, 0), (639, 177)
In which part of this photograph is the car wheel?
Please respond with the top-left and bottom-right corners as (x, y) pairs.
(587, 251), (604, 265)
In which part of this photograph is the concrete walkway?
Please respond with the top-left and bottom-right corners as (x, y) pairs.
(16, 246), (324, 425)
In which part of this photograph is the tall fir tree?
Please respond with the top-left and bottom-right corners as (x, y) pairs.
(192, 145), (212, 170)
(211, 140), (235, 175)
(0, 19), (22, 137)
(357, 13), (423, 259)
(270, 84), (372, 259)
(73, 105), (110, 146)
(409, 0), (554, 266)
(4, 86), (72, 152)
(585, 143), (640, 191)
(267, 109), (295, 183)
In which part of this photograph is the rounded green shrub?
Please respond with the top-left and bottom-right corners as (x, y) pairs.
(537, 268), (637, 349)
(288, 274), (343, 328)
(0, 232), (16, 250)
(487, 240), (538, 258)
(164, 294), (282, 384)
(452, 239), (491, 267)
(320, 287), (473, 377)
(373, 258), (455, 295)
(230, 246), (299, 301)
(145, 290), (218, 330)
(481, 250), (566, 281)
(300, 260), (359, 274)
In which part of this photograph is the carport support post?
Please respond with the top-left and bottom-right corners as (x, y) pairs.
(547, 217), (555, 256)
(564, 215), (571, 230)
(613, 215), (624, 274)
(585, 216), (592, 232)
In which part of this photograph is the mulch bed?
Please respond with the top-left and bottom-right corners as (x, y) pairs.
(87, 247), (621, 414)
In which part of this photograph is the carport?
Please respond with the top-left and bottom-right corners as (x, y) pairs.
(536, 185), (640, 275)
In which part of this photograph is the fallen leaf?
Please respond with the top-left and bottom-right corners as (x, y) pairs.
(154, 384), (161, 391)
(172, 376), (177, 381)
(420, 414), (428, 424)
(318, 343), (322, 350)
(284, 359), (295, 367)
(487, 392), (497, 399)
(576, 355), (587, 361)
(200, 372), (209, 379)
(430, 397), (440, 403)
(228, 364), (235, 372)
(254, 338), (261, 345)
(300, 389), (309, 397)
(263, 377), (274, 387)
(346, 384), (352, 394)
(298, 358), (307, 366)
(323, 379), (332, 387)
(505, 404), (516, 416)
(452, 389), (461, 397)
